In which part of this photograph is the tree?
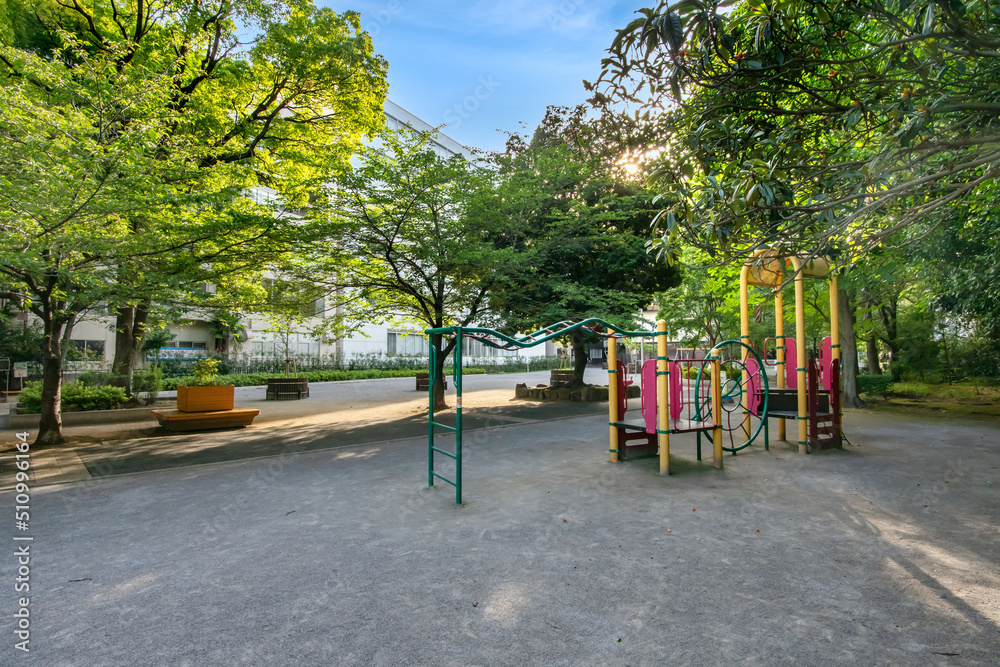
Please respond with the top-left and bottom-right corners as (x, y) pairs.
(1, 0), (387, 443)
(251, 280), (332, 375)
(5, 0), (388, 396)
(141, 327), (176, 368)
(303, 128), (512, 409)
(591, 0), (1000, 264)
(487, 106), (681, 384)
(657, 247), (743, 349)
(0, 43), (204, 445)
(207, 312), (248, 356)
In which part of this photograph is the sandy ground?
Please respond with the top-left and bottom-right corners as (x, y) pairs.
(1, 372), (998, 664)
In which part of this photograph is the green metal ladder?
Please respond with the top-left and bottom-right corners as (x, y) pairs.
(427, 328), (463, 504)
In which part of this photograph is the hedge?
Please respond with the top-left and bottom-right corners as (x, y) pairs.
(17, 382), (129, 414)
(857, 374), (894, 398)
(161, 368), (488, 391)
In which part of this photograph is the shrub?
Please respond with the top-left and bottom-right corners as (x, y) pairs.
(887, 382), (931, 398)
(186, 359), (221, 386)
(132, 367), (164, 405)
(16, 382), (42, 412)
(16, 381), (128, 413)
(857, 374), (894, 398)
(162, 368), (490, 390)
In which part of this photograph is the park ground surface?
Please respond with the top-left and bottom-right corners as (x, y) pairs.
(1, 370), (999, 665)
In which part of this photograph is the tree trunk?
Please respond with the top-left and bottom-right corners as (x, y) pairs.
(880, 294), (900, 363)
(569, 330), (589, 386)
(866, 337), (881, 374)
(838, 289), (863, 408)
(110, 304), (149, 397)
(432, 333), (450, 411)
(36, 315), (69, 447)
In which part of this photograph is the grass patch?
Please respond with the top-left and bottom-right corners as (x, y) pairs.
(865, 380), (1000, 419)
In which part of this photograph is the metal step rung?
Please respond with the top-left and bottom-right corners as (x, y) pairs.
(431, 471), (457, 488)
(431, 446), (457, 460)
(430, 421), (457, 432)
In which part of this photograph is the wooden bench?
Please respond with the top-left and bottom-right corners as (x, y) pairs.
(150, 408), (260, 432)
(764, 388), (829, 418)
(415, 373), (447, 391)
(549, 369), (575, 386)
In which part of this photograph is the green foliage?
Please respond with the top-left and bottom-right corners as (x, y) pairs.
(186, 359), (221, 387)
(0, 315), (42, 364)
(142, 328), (176, 363)
(0, 0), (388, 441)
(131, 366), (164, 406)
(18, 381), (128, 413)
(487, 105), (681, 359)
(593, 0), (1000, 262)
(308, 127), (509, 336)
(857, 374), (894, 398)
(206, 312), (248, 356)
(163, 368), (483, 390)
(161, 358), (564, 390)
(887, 382), (931, 398)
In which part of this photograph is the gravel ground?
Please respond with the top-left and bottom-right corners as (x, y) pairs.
(1, 404), (998, 665)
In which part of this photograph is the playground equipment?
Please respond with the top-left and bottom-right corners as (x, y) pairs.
(424, 320), (620, 504)
(424, 318), (772, 505)
(611, 338), (770, 462)
(740, 249), (842, 453)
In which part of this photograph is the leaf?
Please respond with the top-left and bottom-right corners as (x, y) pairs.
(923, 2), (934, 34)
(745, 60), (763, 69)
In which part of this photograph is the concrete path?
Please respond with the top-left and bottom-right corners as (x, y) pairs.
(1, 407), (998, 665)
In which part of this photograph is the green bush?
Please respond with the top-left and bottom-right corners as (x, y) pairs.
(887, 382), (931, 398)
(185, 358), (221, 386)
(17, 381), (128, 413)
(15, 382), (42, 412)
(161, 368), (491, 391)
(857, 374), (894, 398)
(132, 367), (164, 405)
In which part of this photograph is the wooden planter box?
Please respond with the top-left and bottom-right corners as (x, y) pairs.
(266, 377), (309, 401)
(176, 385), (235, 413)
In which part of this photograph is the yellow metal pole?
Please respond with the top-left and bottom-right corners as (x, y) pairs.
(608, 336), (619, 463)
(712, 356), (723, 469)
(657, 319), (670, 475)
(829, 274), (840, 364)
(738, 265), (752, 442)
(775, 267), (786, 440)
(791, 257), (808, 454)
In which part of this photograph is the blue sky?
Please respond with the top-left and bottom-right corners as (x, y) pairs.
(324, 1), (638, 152)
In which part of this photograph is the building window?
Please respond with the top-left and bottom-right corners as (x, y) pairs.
(67, 340), (106, 361)
(387, 332), (428, 356)
(462, 337), (516, 358)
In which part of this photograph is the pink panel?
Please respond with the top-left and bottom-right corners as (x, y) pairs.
(670, 361), (682, 421)
(784, 337), (797, 389)
(641, 359), (657, 434)
(819, 336), (833, 391)
(745, 358), (761, 415)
